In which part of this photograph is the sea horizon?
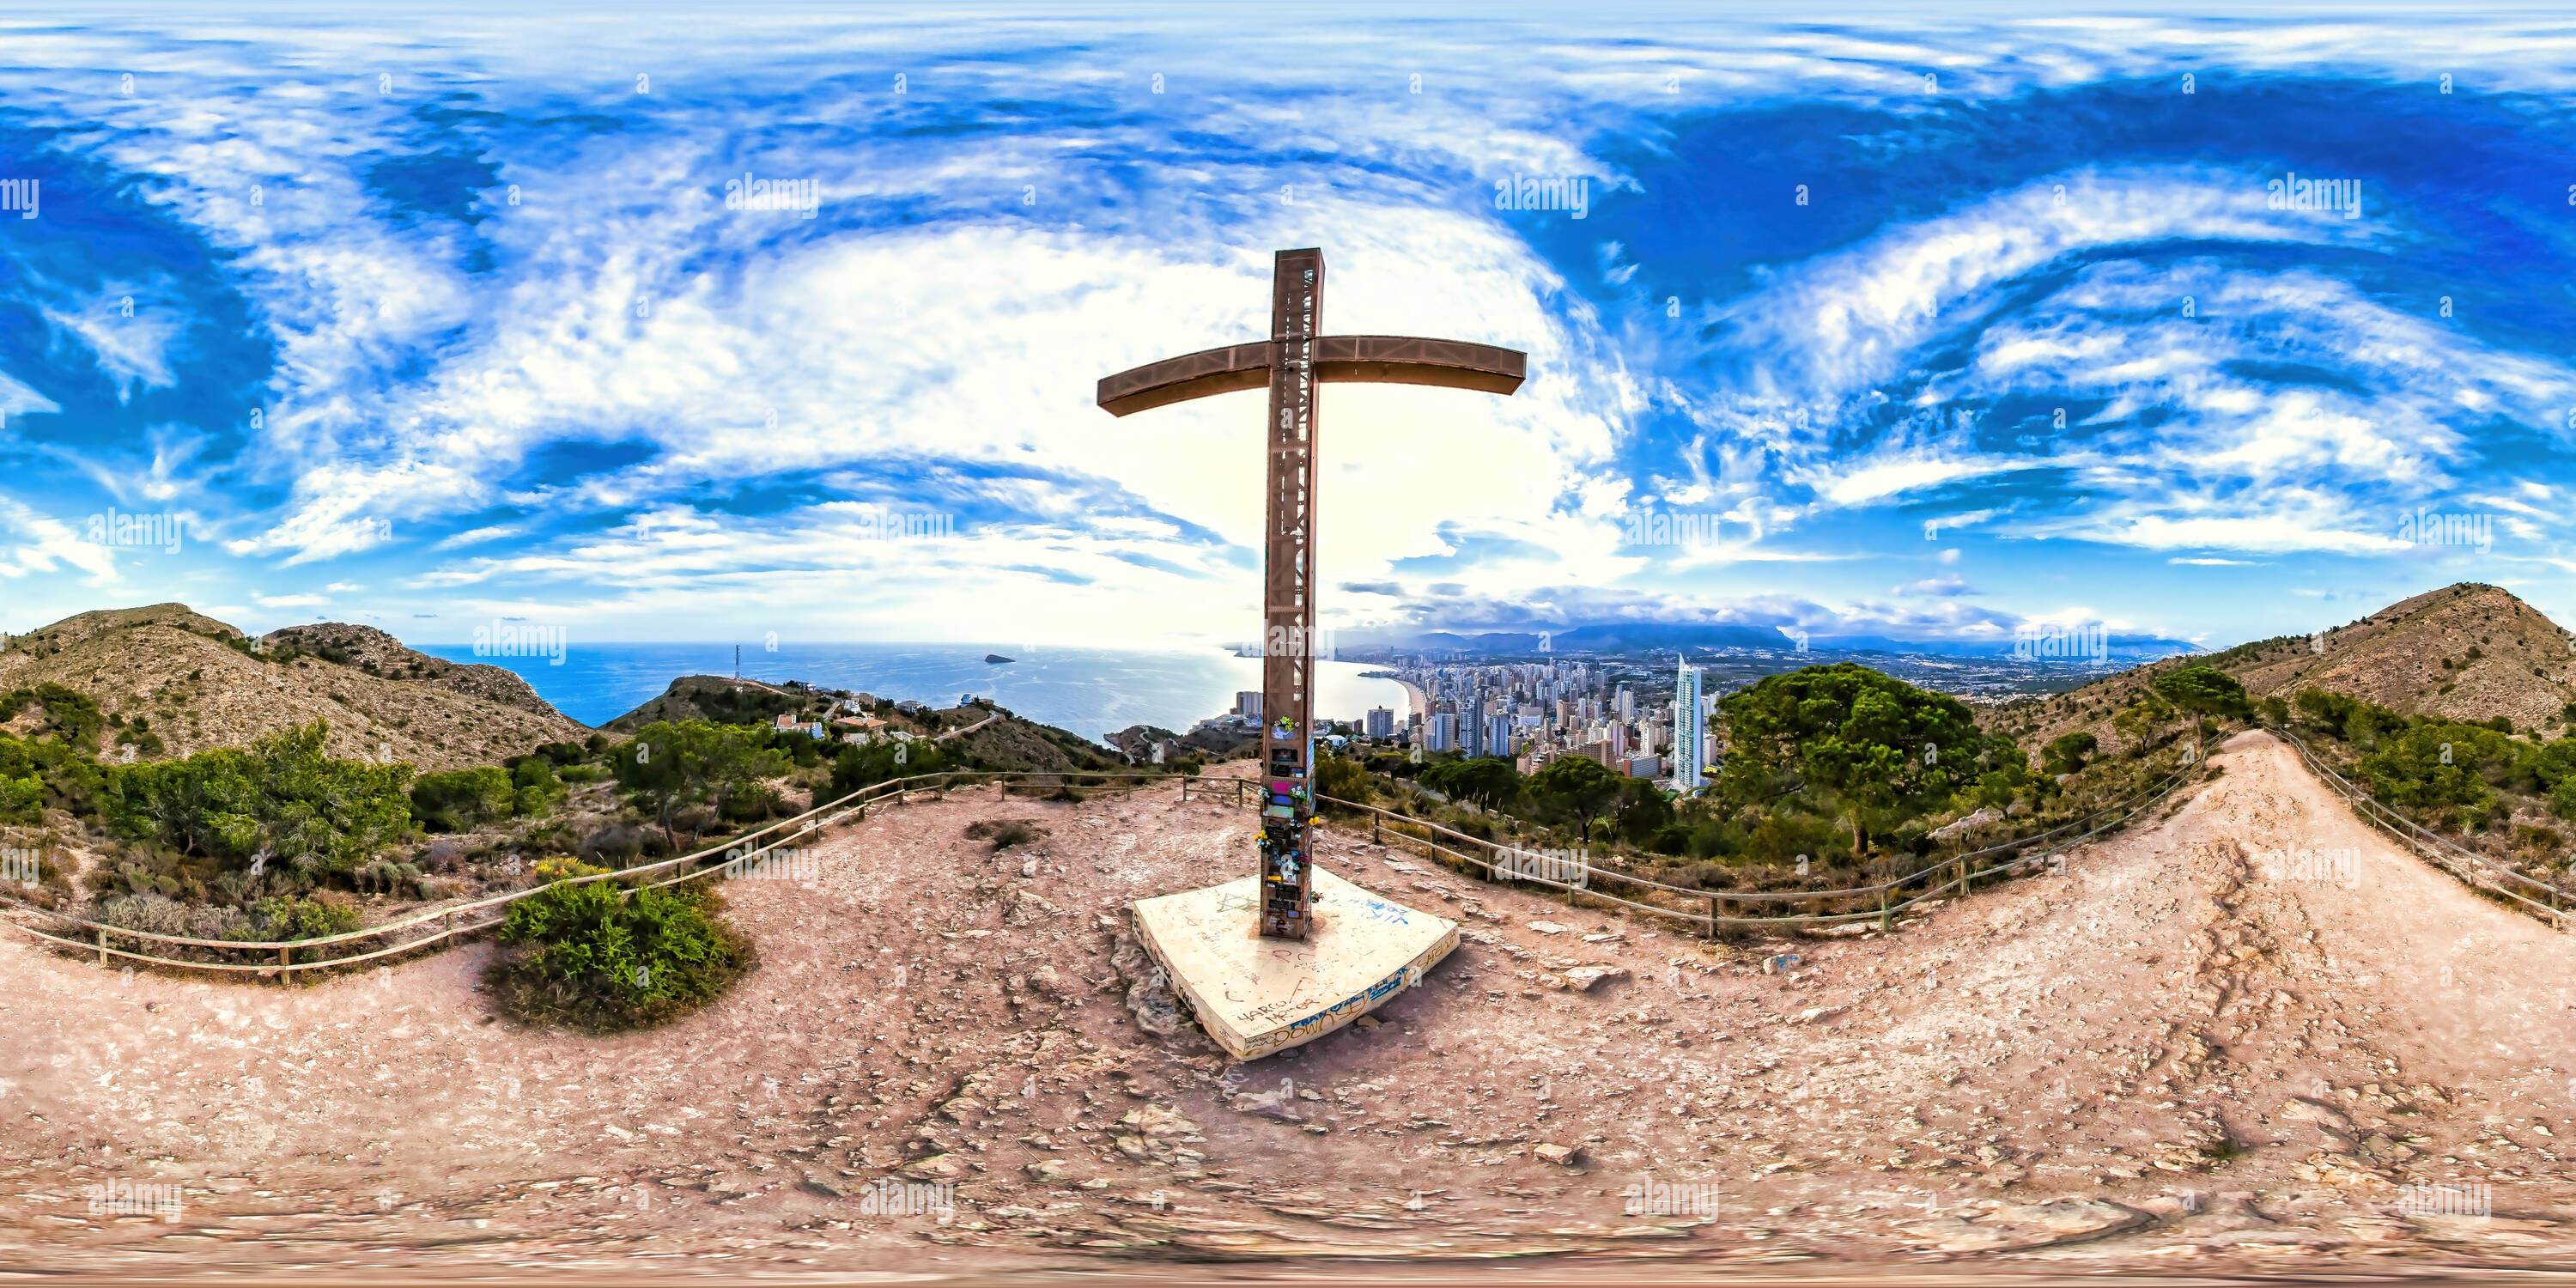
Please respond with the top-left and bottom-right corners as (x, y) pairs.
(416, 641), (1411, 744)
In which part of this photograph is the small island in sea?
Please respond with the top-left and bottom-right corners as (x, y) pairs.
(985, 653), (1015, 664)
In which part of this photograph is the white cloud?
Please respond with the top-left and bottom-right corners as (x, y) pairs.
(42, 287), (187, 401)
(0, 497), (117, 584)
(1710, 168), (2380, 409)
(0, 368), (59, 420)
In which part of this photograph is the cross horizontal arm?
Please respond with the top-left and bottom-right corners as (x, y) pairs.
(1097, 334), (1528, 416)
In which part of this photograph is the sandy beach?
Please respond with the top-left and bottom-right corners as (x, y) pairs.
(1394, 677), (1428, 719)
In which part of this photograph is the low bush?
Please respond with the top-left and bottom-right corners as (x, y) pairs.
(484, 877), (754, 1031)
(964, 818), (1049, 850)
(577, 823), (664, 868)
(94, 890), (362, 962)
(411, 766), (515, 832)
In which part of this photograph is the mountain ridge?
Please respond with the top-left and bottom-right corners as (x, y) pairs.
(1984, 582), (2576, 758)
(0, 604), (588, 771)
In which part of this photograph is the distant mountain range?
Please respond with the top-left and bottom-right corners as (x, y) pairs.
(1323, 623), (2203, 662)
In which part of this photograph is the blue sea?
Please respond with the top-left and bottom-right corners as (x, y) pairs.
(416, 642), (1410, 744)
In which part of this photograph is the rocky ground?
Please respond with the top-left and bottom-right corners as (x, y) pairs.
(2, 732), (2573, 1281)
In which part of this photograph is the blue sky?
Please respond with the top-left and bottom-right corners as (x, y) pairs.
(4, 6), (2575, 653)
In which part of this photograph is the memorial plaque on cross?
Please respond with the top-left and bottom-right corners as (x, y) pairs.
(1098, 248), (1528, 939)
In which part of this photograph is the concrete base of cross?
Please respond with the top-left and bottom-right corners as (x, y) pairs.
(1130, 867), (1458, 1060)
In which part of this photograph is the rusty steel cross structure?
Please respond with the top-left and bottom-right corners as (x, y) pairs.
(1098, 248), (1528, 939)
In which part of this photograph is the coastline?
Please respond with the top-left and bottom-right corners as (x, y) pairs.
(430, 643), (1406, 740)
(1392, 677), (1429, 720)
(1358, 670), (1428, 721)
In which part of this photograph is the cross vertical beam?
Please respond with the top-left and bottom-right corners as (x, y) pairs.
(1260, 249), (1322, 938)
(1097, 248), (1528, 942)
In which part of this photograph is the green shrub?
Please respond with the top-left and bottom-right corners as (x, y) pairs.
(411, 767), (514, 831)
(2355, 723), (2507, 813)
(2039, 731), (2098, 777)
(1717, 663), (1991, 855)
(826, 738), (947, 799)
(104, 722), (411, 875)
(718, 781), (785, 822)
(486, 879), (754, 1031)
(8, 683), (105, 750)
(2551, 777), (2576, 823)
(0, 772), (41, 824)
(616, 720), (792, 850)
(1314, 754), (1374, 806)
(240, 893), (363, 945)
(355, 860), (425, 896)
(510, 756), (566, 805)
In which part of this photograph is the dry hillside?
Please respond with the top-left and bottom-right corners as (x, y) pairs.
(606, 678), (1126, 772)
(8, 734), (2574, 1276)
(259, 622), (570, 721)
(0, 604), (588, 771)
(604, 674), (808, 733)
(1986, 582), (2576, 759)
(2227, 582), (2576, 727)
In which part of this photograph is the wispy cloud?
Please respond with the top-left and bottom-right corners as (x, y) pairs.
(0, 15), (2568, 648)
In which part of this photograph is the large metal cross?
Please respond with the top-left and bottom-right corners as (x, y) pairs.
(1097, 247), (1528, 939)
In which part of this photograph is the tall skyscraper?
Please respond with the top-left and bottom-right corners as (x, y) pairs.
(1485, 713), (1516, 757)
(1365, 707), (1394, 739)
(1427, 711), (1459, 752)
(1671, 654), (1705, 793)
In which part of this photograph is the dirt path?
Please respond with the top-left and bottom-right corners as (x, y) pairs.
(3, 733), (2572, 1279)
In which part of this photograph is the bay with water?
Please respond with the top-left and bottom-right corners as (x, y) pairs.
(416, 642), (1409, 744)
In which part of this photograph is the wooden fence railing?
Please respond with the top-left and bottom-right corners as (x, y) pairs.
(2267, 723), (2573, 928)
(3, 749), (2213, 979)
(0, 768), (1192, 979)
(1311, 764), (2194, 933)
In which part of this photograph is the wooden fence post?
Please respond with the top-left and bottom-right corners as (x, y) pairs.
(1879, 888), (1891, 933)
(1372, 811), (1382, 845)
(96, 927), (106, 965)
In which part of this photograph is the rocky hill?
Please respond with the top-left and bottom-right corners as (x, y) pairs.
(1984, 582), (2576, 757)
(606, 676), (1129, 774)
(0, 604), (589, 771)
(601, 674), (811, 733)
(2221, 581), (2576, 727)
(1105, 720), (1255, 763)
(940, 704), (1127, 773)
(258, 622), (568, 720)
